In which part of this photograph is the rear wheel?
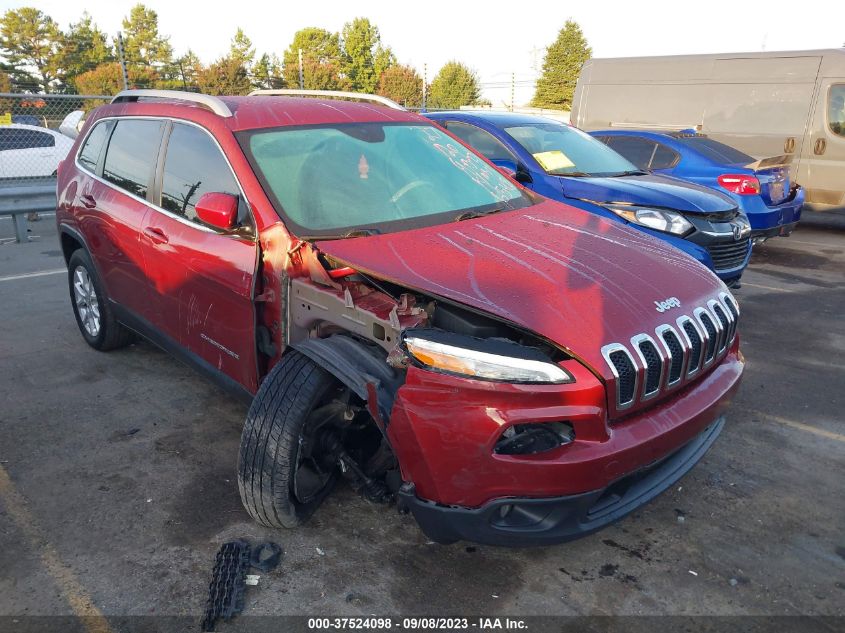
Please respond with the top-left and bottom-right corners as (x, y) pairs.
(67, 249), (133, 351)
(238, 351), (353, 528)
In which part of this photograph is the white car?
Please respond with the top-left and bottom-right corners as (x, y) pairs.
(0, 123), (75, 179)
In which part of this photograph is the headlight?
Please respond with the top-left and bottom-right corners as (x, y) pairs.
(606, 204), (694, 236)
(404, 335), (573, 384)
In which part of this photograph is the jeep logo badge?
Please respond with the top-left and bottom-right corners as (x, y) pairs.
(654, 297), (681, 313)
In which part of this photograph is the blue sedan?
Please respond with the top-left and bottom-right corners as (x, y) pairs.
(590, 129), (804, 244)
(424, 111), (752, 287)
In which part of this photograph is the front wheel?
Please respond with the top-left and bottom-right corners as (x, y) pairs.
(238, 351), (351, 528)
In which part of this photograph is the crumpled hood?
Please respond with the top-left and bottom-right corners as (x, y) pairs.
(316, 199), (728, 379)
(561, 173), (736, 214)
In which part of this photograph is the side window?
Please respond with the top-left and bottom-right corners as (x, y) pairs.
(160, 123), (240, 224)
(605, 136), (657, 170)
(444, 121), (516, 163)
(102, 119), (165, 199)
(650, 143), (679, 170)
(829, 84), (845, 137)
(78, 122), (110, 172)
(0, 128), (55, 150)
(0, 129), (12, 151)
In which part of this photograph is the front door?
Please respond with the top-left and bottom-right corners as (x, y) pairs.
(140, 121), (259, 391)
(798, 79), (845, 210)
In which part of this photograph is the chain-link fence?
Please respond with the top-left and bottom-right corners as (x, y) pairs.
(0, 94), (109, 185)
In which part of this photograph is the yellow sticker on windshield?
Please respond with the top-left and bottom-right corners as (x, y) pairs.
(533, 150), (574, 172)
(0, 113), (11, 126)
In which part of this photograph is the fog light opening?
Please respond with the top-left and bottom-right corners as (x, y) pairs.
(494, 422), (575, 455)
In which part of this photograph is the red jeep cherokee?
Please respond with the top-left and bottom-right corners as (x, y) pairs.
(56, 89), (744, 546)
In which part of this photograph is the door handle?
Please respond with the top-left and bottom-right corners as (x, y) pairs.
(814, 138), (827, 155)
(143, 226), (169, 245)
(784, 137), (795, 153)
(80, 194), (96, 209)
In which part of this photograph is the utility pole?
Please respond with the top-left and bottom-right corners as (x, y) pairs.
(422, 63), (427, 111)
(116, 32), (129, 91)
(511, 72), (515, 111)
(298, 48), (304, 89)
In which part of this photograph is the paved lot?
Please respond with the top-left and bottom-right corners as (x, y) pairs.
(0, 213), (843, 623)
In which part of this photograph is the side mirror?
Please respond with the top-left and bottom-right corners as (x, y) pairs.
(196, 192), (238, 231)
(491, 158), (518, 178)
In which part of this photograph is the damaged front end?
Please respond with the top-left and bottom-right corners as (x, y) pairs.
(281, 241), (584, 508)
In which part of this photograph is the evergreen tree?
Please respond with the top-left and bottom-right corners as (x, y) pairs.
(62, 13), (113, 92)
(174, 50), (203, 90)
(229, 28), (255, 68)
(341, 17), (394, 93)
(282, 27), (343, 89)
(531, 20), (591, 110)
(427, 61), (481, 109)
(0, 7), (63, 92)
(252, 53), (284, 89)
(121, 4), (173, 66)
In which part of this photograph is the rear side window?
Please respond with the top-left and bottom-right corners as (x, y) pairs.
(674, 137), (753, 165)
(0, 128), (55, 151)
(444, 121), (516, 162)
(78, 122), (110, 172)
(160, 123), (239, 223)
(829, 84), (845, 137)
(102, 119), (165, 199)
(650, 143), (680, 170)
(604, 136), (657, 170)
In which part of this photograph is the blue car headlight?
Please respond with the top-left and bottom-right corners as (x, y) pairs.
(605, 204), (694, 237)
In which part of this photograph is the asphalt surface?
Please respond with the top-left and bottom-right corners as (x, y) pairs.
(0, 213), (843, 624)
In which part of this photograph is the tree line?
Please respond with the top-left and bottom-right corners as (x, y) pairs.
(0, 4), (488, 109)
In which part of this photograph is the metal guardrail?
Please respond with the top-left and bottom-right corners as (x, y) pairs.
(0, 180), (57, 243)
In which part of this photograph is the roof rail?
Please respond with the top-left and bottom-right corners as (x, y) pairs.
(111, 89), (233, 118)
(249, 89), (406, 111)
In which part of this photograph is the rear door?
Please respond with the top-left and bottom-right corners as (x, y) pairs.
(141, 120), (259, 391)
(799, 80), (845, 209)
(82, 118), (164, 317)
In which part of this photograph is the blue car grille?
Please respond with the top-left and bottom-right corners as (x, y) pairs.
(707, 238), (750, 272)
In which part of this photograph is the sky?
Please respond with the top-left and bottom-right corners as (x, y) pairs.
(3, 0), (843, 105)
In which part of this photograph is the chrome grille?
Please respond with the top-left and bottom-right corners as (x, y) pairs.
(697, 309), (718, 363)
(603, 294), (740, 413)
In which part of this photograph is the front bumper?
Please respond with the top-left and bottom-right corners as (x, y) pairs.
(387, 339), (744, 547)
(401, 417), (724, 546)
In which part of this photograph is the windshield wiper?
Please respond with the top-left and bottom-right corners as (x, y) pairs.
(608, 170), (649, 177)
(342, 227), (382, 238)
(555, 171), (593, 178)
(455, 206), (507, 222)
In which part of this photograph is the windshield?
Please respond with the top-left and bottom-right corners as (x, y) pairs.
(504, 122), (638, 176)
(239, 122), (532, 237)
(674, 136), (754, 165)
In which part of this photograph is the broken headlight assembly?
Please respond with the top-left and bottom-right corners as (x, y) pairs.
(402, 330), (573, 384)
(605, 204), (694, 237)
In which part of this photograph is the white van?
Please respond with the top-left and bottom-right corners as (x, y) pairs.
(571, 49), (845, 211)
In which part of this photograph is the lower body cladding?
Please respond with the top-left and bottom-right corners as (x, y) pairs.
(387, 343), (744, 546)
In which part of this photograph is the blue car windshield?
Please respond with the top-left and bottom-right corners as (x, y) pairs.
(504, 123), (638, 176)
(239, 122), (532, 237)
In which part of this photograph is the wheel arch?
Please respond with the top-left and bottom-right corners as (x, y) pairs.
(291, 335), (404, 427)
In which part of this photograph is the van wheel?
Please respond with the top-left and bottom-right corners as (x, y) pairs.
(238, 351), (348, 528)
(67, 249), (133, 351)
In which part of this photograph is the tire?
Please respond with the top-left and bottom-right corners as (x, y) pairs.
(238, 350), (344, 528)
(67, 249), (133, 351)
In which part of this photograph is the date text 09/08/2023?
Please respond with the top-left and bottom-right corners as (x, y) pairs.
(307, 618), (529, 630)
